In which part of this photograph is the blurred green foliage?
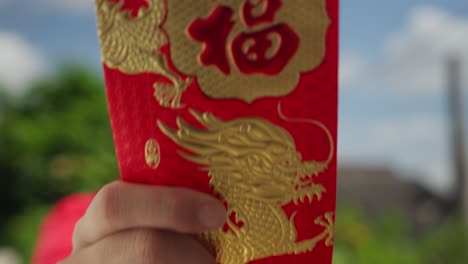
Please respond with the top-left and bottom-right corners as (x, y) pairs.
(0, 66), (466, 263)
(0, 65), (119, 260)
(333, 207), (468, 264)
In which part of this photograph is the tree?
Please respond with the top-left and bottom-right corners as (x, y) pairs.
(0, 65), (118, 260)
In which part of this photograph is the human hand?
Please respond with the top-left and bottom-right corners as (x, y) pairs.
(60, 181), (226, 264)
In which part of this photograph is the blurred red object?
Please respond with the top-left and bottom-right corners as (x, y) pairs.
(32, 194), (94, 264)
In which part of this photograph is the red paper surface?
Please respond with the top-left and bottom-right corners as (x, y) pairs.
(98, 0), (338, 263)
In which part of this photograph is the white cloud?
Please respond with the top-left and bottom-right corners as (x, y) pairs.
(339, 53), (368, 89)
(340, 6), (468, 97)
(339, 114), (454, 195)
(337, 6), (468, 195)
(368, 115), (445, 152)
(384, 6), (468, 96)
(0, 32), (47, 95)
(34, 0), (94, 13)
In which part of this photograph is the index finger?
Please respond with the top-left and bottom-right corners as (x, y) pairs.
(73, 181), (226, 250)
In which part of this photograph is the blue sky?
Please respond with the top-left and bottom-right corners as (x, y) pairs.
(0, 0), (467, 196)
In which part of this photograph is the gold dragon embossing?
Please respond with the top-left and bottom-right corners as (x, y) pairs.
(157, 108), (335, 264)
(95, 0), (191, 108)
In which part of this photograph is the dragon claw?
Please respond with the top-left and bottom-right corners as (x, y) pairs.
(314, 212), (335, 247)
(293, 184), (326, 205)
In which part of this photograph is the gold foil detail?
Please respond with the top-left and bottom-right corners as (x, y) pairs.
(158, 108), (334, 263)
(96, 0), (330, 105)
(145, 138), (161, 169)
(165, 0), (330, 102)
(95, 0), (191, 108)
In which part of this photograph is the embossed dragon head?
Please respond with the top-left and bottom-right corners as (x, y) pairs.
(158, 109), (333, 206)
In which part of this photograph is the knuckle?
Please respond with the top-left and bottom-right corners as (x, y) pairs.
(159, 191), (188, 224)
(130, 230), (164, 262)
(96, 182), (124, 226)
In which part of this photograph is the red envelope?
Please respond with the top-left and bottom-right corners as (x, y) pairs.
(96, 0), (338, 263)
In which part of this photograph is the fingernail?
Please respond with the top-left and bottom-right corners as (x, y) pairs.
(199, 203), (226, 229)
